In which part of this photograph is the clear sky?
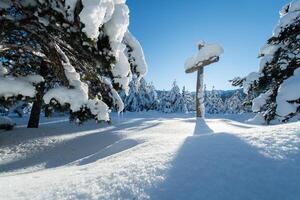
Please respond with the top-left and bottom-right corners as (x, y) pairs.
(127, 0), (291, 92)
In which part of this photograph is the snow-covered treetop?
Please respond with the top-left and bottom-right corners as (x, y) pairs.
(275, 0), (300, 37)
(185, 41), (224, 73)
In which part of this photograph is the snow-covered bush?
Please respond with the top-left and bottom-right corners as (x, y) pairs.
(0, 116), (15, 130)
(0, 0), (147, 127)
(240, 0), (300, 124)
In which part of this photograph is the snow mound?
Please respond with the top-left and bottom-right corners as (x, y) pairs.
(0, 116), (15, 130)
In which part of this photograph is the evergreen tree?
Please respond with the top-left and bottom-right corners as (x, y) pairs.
(159, 81), (187, 113)
(242, 0), (300, 123)
(159, 90), (173, 113)
(224, 91), (244, 114)
(122, 78), (158, 112)
(0, 0), (147, 127)
(205, 87), (225, 114)
(182, 86), (194, 112)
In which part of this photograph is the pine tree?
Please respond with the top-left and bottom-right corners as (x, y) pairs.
(122, 78), (158, 112)
(0, 1), (147, 127)
(242, 0), (300, 123)
(224, 91), (244, 114)
(158, 90), (173, 113)
(159, 81), (187, 113)
(205, 87), (225, 114)
(182, 86), (194, 112)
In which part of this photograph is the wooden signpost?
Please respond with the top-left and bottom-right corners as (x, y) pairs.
(185, 43), (222, 118)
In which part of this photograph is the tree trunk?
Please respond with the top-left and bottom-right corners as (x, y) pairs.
(27, 62), (47, 128)
(196, 68), (204, 118)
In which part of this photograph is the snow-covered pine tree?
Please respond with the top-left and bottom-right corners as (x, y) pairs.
(205, 87), (225, 114)
(147, 81), (159, 111)
(224, 91), (244, 114)
(158, 90), (172, 113)
(242, 0), (300, 123)
(159, 81), (186, 113)
(0, 0), (147, 128)
(182, 86), (194, 112)
(122, 78), (158, 112)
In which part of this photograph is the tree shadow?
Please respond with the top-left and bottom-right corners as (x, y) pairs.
(150, 133), (300, 200)
(0, 117), (160, 174)
(77, 139), (142, 166)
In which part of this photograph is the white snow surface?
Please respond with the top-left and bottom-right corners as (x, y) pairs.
(276, 68), (300, 117)
(1, 112), (300, 200)
(185, 43), (224, 71)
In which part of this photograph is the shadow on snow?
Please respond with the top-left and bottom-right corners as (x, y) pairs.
(0, 116), (162, 174)
(150, 127), (300, 200)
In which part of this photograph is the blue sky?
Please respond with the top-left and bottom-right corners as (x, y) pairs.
(127, 0), (290, 91)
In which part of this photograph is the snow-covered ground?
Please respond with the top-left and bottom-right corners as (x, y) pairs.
(1, 112), (300, 200)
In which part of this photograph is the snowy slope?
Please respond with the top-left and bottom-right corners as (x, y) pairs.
(1, 113), (300, 200)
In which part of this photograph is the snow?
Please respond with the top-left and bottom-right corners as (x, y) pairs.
(104, 3), (129, 48)
(185, 43), (224, 71)
(1, 112), (300, 199)
(193, 118), (213, 135)
(123, 31), (148, 79)
(102, 3), (132, 93)
(0, 63), (8, 76)
(79, 0), (115, 39)
(289, 0), (300, 12)
(103, 78), (124, 113)
(274, 0), (300, 37)
(111, 46), (132, 93)
(246, 113), (266, 125)
(252, 90), (272, 112)
(0, 1), (11, 9)
(0, 75), (43, 99)
(64, 0), (80, 22)
(0, 116), (15, 130)
(243, 72), (262, 94)
(276, 68), (300, 117)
